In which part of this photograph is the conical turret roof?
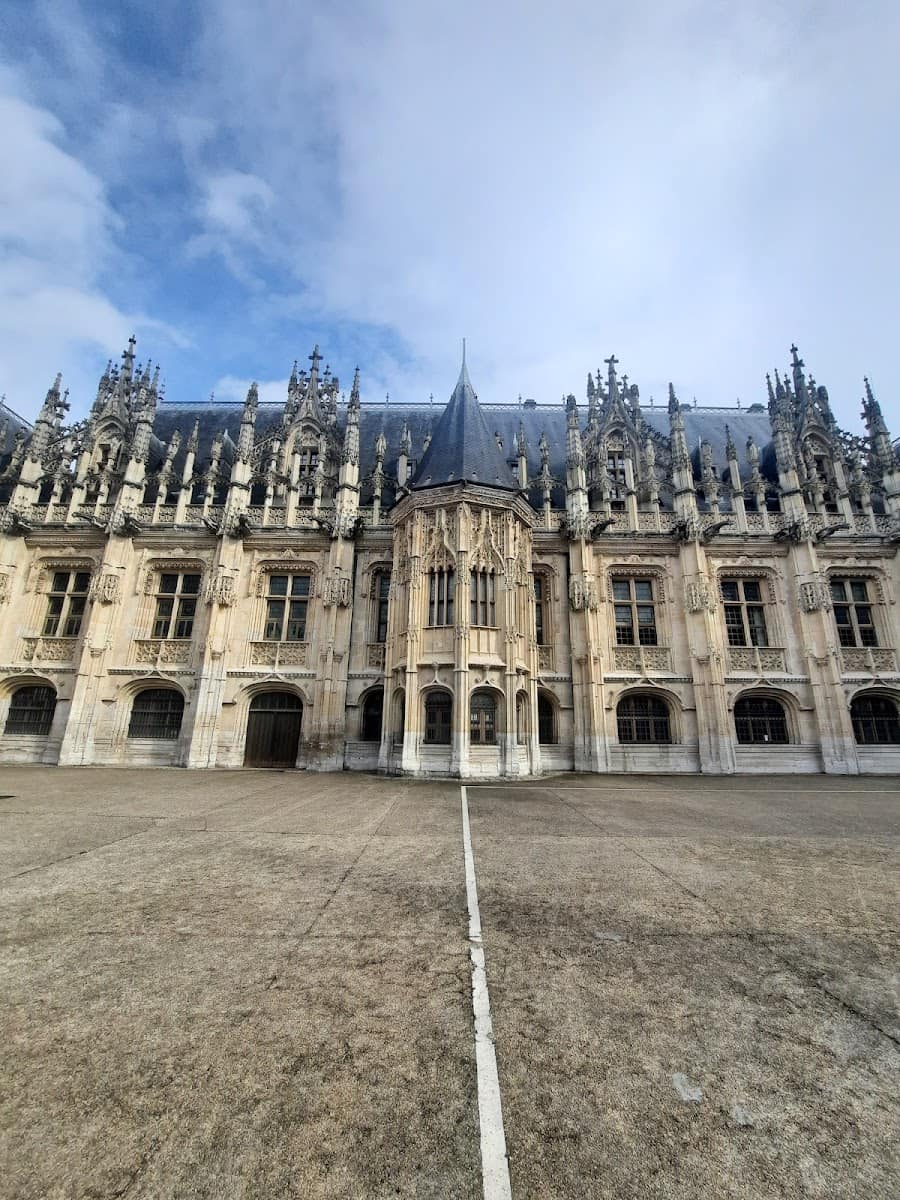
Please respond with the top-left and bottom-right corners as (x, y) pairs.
(409, 358), (518, 491)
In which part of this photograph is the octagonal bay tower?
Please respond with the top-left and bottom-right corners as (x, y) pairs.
(379, 356), (540, 777)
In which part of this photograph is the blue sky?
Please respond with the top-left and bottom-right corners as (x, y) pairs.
(1, 0), (898, 434)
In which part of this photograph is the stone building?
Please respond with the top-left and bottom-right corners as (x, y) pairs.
(0, 339), (898, 776)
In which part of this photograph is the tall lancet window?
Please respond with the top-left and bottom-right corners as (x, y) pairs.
(470, 570), (496, 627)
(427, 569), (455, 627)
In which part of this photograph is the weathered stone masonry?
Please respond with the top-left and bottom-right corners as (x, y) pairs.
(1, 340), (898, 775)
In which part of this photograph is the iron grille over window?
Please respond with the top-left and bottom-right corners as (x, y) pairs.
(43, 571), (91, 637)
(424, 691), (452, 744)
(734, 696), (789, 744)
(128, 688), (184, 739)
(721, 579), (769, 647)
(427, 569), (455, 627)
(470, 691), (497, 745)
(850, 695), (900, 745)
(831, 579), (877, 647)
(617, 694), (670, 743)
(613, 578), (658, 646)
(264, 574), (311, 641)
(470, 570), (496, 627)
(152, 573), (201, 639)
(4, 686), (57, 735)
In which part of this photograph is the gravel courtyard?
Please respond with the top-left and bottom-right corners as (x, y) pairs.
(1, 768), (898, 1199)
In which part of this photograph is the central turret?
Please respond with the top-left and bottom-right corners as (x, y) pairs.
(409, 353), (518, 491)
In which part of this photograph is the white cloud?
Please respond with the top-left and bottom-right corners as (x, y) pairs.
(187, 0), (900, 427)
(0, 76), (188, 418)
(211, 375), (287, 406)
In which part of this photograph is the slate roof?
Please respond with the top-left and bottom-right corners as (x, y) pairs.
(408, 360), (519, 492)
(152, 396), (778, 511)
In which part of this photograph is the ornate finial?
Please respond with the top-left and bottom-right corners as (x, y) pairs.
(587, 372), (595, 401)
(605, 354), (619, 396)
(462, 336), (466, 365)
(725, 424), (737, 460)
(667, 382), (678, 415)
(308, 345), (321, 377)
(516, 421), (527, 456)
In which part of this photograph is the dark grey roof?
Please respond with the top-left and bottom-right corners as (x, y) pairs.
(152, 396), (777, 510)
(409, 361), (519, 492)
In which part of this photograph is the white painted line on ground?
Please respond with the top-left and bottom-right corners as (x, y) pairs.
(461, 784), (513, 1200)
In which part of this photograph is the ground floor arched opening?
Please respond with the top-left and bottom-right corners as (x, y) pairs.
(244, 691), (303, 767)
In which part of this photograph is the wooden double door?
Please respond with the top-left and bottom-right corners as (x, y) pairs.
(244, 691), (302, 767)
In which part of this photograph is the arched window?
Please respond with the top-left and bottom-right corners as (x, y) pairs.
(4, 685), (57, 736)
(470, 691), (497, 745)
(538, 694), (556, 745)
(850, 695), (900, 745)
(424, 691), (452, 744)
(734, 696), (789, 744)
(617, 694), (671, 744)
(128, 688), (184, 739)
(361, 689), (384, 741)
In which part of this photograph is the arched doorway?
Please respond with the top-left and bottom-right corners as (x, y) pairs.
(361, 688), (384, 741)
(244, 691), (302, 767)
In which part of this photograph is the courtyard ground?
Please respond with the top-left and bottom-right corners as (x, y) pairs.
(0, 768), (897, 1199)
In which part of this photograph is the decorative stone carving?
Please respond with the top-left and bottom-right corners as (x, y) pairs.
(798, 575), (832, 612)
(0, 571), (10, 604)
(612, 645), (672, 673)
(684, 578), (715, 613)
(366, 643), (386, 670)
(90, 573), (121, 605)
(726, 646), (787, 674)
(839, 647), (896, 674)
(20, 636), (78, 662)
(323, 576), (352, 607)
(205, 570), (236, 607)
(134, 639), (191, 665)
(569, 573), (599, 611)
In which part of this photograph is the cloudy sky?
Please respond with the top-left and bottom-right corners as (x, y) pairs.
(1, 0), (898, 433)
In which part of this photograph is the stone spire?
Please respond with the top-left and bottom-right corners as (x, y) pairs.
(862, 377), (894, 471)
(236, 382), (259, 463)
(28, 374), (65, 464)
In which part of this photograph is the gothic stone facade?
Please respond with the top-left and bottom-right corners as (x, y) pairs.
(0, 341), (898, 776)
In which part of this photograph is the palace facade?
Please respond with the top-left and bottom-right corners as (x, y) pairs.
(0, 341), (898, 776)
